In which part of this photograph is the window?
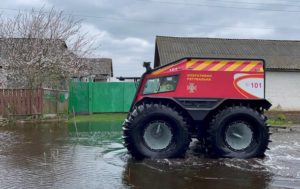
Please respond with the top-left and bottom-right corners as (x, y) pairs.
(143, 75), (179, 94)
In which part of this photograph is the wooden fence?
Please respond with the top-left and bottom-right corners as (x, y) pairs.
(0, 88), (68, 116)
(0, 89), (43, 116)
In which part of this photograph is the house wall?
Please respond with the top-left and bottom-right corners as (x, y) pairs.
(266, 71), (300, 111)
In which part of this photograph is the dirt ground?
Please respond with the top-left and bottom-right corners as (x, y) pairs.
(266, 111), (300, 124)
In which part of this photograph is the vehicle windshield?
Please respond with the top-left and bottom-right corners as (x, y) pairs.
(143, 75), (179, 94)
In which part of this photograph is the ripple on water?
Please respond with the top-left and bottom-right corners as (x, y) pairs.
(102, 143), (128, 167)
(1, 123), (300, 189)
(261, 132), (300, 181)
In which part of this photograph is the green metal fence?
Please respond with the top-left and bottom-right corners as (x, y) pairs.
(69, 82), (136, 114)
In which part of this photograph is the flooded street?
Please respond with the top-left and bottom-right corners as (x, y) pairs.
(0, 121), (299, 189)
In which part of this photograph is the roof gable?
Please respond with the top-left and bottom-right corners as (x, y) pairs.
(79, 58), (113, 77)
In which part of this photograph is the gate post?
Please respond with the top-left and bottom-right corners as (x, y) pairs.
(88, 81), (93, 114)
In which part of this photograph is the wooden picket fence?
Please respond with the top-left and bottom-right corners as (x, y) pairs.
(0, 89), (43, 116)
(0, 88), (69, 117)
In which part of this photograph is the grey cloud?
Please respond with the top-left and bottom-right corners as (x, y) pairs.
(2, 0), (300, 77)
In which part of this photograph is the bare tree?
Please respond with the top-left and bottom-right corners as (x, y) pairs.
(0, 7), (95, 89)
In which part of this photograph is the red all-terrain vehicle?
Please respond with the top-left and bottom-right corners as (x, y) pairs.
(123, 58), (271, 159)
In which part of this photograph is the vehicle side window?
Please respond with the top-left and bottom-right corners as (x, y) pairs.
(143, 75), (178, 94)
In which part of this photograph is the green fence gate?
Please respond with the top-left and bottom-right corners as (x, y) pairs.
(69, 82), (136, 114)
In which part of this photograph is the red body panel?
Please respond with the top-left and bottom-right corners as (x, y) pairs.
(135, 58), (265, 103)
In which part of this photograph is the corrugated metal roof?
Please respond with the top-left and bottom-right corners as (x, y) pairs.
(155, 36), (300, 71)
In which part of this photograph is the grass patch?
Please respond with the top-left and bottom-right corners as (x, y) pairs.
(266, 112), (293, 126)
(68, 113), (127, 123)
(266, 111), (300, 125)
(267, 119), (292, 126)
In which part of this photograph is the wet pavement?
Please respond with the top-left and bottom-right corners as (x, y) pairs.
(0, 121), (299, 189)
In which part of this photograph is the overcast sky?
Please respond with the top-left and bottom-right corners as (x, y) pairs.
(2, 0), (300, 78)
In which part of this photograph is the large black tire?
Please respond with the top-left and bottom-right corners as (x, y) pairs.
(206, 106), (270, 158)
(123, 103), (191, 159)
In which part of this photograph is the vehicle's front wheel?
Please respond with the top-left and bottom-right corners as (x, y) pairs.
(123, 103), (191, 159)
(206, 106), (270, 158)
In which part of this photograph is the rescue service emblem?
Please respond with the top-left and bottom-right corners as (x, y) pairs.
(187, 83), (197, 93)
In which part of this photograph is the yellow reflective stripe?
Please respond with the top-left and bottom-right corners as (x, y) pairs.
(209, 61), (228, 71)
(151, 64), (174, 75)
(241, 61), (259, 72)
(193, 60), (212, 71)
(224, 61), (243, 71)
(259, 67), (264, 72)
(186, 59), (198, 69)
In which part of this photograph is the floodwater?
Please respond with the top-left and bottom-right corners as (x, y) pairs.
(0, 121), (299, 189)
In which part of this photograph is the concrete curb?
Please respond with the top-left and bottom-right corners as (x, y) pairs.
(270, 125), (300, 132)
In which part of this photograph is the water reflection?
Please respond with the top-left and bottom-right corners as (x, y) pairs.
(67, 121), (122, 146)
(0, 121), (299, 188)
(123, 151), (272, 189)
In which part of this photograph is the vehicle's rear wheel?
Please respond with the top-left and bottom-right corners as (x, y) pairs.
(206, 106), (270, 158)
(123, 103), (191, 159)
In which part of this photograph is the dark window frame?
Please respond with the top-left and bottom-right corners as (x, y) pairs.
(143, 74), (179, 95)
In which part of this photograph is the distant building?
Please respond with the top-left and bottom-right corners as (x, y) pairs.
(0, 38), (113, 89)
(154, 36), (300, 111)
(75, 58), (113, 82)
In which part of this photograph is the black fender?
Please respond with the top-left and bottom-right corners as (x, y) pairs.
(133, 97), (272, 121)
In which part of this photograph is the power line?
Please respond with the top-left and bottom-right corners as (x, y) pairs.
(270, 0), (300, 3)
(135, 0), (300, 13)
(2, 1), (300, 14)
(142, 0), (300, 8)
(0, 7), (299, 31)
(205, 0), (300, 7)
